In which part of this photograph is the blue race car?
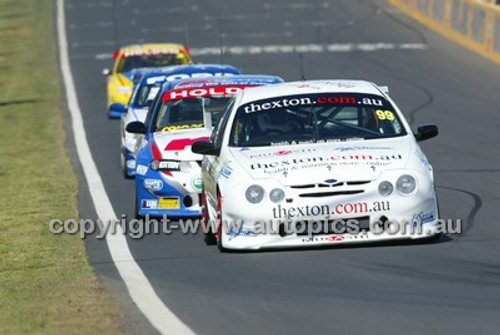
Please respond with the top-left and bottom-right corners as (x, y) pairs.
(125, 74), (284, 218)
(108, 67), (153, 119)
(116, 64), (242, 178)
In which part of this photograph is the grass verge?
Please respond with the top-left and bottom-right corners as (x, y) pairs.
(0, 0), (121, 333)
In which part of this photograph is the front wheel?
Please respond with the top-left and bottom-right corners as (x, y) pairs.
(216, 193), (227, 252)
(121, 148), (134, 179)
(134, 191), (144, 221)
(201, 190), (216, 245)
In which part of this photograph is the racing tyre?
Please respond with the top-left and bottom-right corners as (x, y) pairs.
(121, 148), (133, 179)
(216, 193), (227, 252)
(201, 191), (217, 245)
(134, 191), (144, 221)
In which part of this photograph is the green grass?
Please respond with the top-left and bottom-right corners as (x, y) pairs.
(0, 0), (121, 333)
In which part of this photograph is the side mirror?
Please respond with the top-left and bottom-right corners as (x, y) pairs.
(108, 103), (127, 119)
(109, 103), (127, 114)
(102, 68), (111, 76)
(126, 121), (146, 134)
(192, 140), (219, 156)
(414, 125), (438, 142)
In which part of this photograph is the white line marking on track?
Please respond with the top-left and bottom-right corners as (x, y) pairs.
(141, 24), (213, 34)
(69, 22), (113, 29)
(56, 0), (196, 334)
(203, 13), (271, 20)
(89, 42), (427, 60)
(263, 2), (330, 9)
(220, 31), (293, 39)
(188, 42), (428, 56)
(133, 5), (198, 14)
(66, 2), (113, 9)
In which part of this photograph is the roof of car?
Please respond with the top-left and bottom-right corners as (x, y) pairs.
(119, 43), (188, 56)
(239, 80), (386, 104)
(139, 64), (242, 82)
(169, 74), (284, 90)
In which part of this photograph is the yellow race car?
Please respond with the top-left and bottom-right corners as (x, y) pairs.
(103, 43), (192, 117)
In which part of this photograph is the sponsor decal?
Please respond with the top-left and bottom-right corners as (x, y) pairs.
(243, 94), (385, 113)
(322, 82), (357, 89)
(228, 227), (257, 241)
(273, 201), (390, 219)
(175, 78), (273, 89)
(191, 177), (202, 191)
(334, 146), (392, 152)
(162, 85), (248, 101)
(143, 179), (163, 190)
(162, 123), (204, 132)
(411, 211), (436, 227)
(250, 154), (403, 174)
(248, 148), (316, 159)
(326, 234), (345, 242)
(145, 72), (236, 85)
(141, 199), (158, 209)
(123, 48), (183, 57)
(126, 160), (136, 169)
(414, 149), (431, 171)
(158, 160), (180, 171)
(146, 76), (168, 85)
(301, 235), (344, 243)
(136, 164), (148, 176)
(295, 83), (323, 90)
(164, 137), (210, 151)
(158, 197), (180, 209)
(147, 86), (160, 100)
(301, 233), (369, 243)
(219, 162), (233, 179)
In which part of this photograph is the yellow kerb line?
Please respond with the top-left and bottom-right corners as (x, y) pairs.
(389, 0), (500, 66)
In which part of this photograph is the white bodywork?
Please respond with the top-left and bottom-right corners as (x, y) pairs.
(201, 80), (439, 250)
(121, 106), (149, 170)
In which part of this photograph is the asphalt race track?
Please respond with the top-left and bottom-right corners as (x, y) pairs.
(63, 0), (500, 334)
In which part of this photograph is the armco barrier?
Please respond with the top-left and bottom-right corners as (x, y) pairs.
(389, 0), (500, 65)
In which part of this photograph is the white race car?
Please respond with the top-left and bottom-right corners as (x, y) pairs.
(192, 80), (440, 251)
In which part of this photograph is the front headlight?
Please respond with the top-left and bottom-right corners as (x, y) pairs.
(245, 185), (264, 204)
(179, 161), (192, 173)
(269, 188), (285, 203)
(378, 181), (393, 197)
(396, 174), (416, 195)
(116, 86), (133, 94)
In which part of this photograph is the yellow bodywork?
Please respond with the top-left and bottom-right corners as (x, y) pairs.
(105, 43), (192, 107)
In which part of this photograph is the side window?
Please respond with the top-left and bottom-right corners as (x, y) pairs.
(212, 98), (234, 149)
(144, 91), (161, 132)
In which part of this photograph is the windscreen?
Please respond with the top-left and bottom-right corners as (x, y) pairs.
(133, 84), (161, 108)
(229, 93), (407, 147)
(117, 53), (190, 73)
(154, 97), (231, 132)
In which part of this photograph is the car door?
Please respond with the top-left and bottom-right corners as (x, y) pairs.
(204, 98), (234, 208)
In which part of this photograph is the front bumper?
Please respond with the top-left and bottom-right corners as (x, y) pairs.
(218, 172), (439, 250)
(136, 169), (202, 218)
